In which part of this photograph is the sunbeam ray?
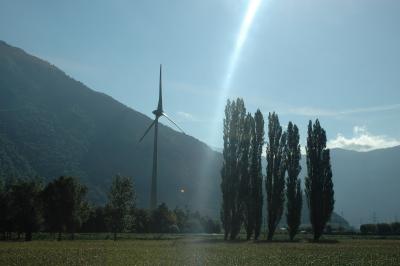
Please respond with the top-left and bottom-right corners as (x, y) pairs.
(206, 0), (263, 148)
(223, 0), (262, 90)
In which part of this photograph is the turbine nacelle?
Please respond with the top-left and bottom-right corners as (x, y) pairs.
(139, 65), (185, 143)
(152, 109), (163, 117)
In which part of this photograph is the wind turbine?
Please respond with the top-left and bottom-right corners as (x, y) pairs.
(139, 65), (185, 210)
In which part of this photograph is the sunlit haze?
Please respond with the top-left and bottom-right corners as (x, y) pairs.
(1, 0), (399, 151)
(1, 0), (400, 262)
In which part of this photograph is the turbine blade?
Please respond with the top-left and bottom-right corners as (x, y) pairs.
(157, 64), (163, 112)
(162, 113), (185, 134)
(139, 120), (156, 142)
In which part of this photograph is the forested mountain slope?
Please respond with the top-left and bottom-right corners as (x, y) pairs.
(0, 40), (221, 214)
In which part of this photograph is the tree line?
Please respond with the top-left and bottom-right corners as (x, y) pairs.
(360, 222), (400, 235)
(221, 98), (334, 241)
(0, 175), (220, 241)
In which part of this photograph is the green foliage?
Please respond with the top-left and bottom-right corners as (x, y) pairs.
(250, 110), (264, 240)
(42, 176), (88, 240)
(239, 113), (253, 240)
(203, 218), (221, 234)
(174, 207), (189, 233)
(360, 223), (400, 235)
(391, 222), (400, 235)
(80, 206), (108, 233)
(266, 112), (286, 240)
(137, 204), (222, 234)
(8, 178), (43, 241)
(182, 210), (221, 234)
(134, 208), (151, 233)
(106, 175), (135, 240)
(376, 223), (392, 235)
(221, 101), (266, 241)
(285, 122), (302, 241)
(305, 120), (335, 241)
(360, 224), (377, 235)
(220, 99), (247, 240)
(150, 203), (177, 233)
(0, 178), (7, 239)
(240, 110), (265, 241)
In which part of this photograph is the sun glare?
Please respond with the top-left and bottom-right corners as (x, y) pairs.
(223, 0), (262, 90)
(206, 0), (263, 148)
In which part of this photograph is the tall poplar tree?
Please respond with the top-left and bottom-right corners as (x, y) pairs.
(285, 122), (302, 241)
(250, 110), (264, 240)
(240, 113), (253, 240)
(221, 100), (232, 240)
(221, 98), (246, 240)
(305, 119), (334, 241)
(265, 112), (286, 240)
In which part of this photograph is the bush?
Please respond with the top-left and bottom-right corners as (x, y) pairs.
(376, 223), (392, 235)
(390, 222), (400, 235)
(203, 218), (221, 234)
(150, 203), (177, 233)
(360, 224), (377, 235)
(169, 224), (180, 233)
(134, 209), (151, 233)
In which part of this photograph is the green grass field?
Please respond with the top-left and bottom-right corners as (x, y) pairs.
(1, 235), (399, 265)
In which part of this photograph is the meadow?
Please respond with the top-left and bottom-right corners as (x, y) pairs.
(0, 234), (399, 265)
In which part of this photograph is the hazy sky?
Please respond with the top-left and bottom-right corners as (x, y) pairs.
(1, 0), (399, 150)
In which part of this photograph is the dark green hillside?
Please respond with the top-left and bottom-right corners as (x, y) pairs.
(0, 133), (35, 179)
(0, 40), (221, 212)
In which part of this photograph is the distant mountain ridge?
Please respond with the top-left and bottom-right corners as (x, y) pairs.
(2, 40), (397, 228)
(318, 146), (400, 226)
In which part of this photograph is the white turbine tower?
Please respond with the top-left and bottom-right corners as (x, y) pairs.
(139, 65), (185, 209)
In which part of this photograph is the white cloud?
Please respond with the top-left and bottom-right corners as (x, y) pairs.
(177, 111), (196, 121)
(328, 126), (400, 152)
(176, 111), (208, 123)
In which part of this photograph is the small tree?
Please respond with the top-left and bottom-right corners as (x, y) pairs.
(174, 207), (189, 233)
(150, 203), (177, 233)
(0, 177), (7, 240)
(391, 222), (400, 235)
(9, 178), (42, 241)
(285, 122), (302, 241)
(81, 206), (108, 233)
(42, 176), (88, 240)
(360, 224), (377, 235)
(134, 208), (151, 233)
(377, 223), (392, 235)
(305, 120), (335, 241)
(0, 176), (16, 240)
(106, 175), (136, 240)
(266, 112), (286, 240)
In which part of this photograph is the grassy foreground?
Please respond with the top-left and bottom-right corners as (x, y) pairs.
(0, 235), (399, 265)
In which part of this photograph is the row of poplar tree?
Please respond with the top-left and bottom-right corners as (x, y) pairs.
(221, 98), (334, 241)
